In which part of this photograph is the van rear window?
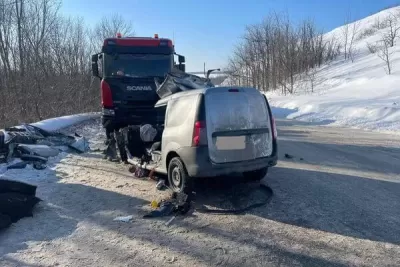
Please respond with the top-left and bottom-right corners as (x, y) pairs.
(205, 91), (269, 131)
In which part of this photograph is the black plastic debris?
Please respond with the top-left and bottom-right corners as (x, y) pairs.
(172, 192), (192, 215)
(143, 192), (192, 219)
(0, 179), (41, 230)
(0, 193), (41, 223)
(0, 179), (37, 195)
(20, 154), (48, 170)
(284, 153), (294, 159)
(143, 201), (175, 218)
(134, 167), (149, 178)
(32, 162), (47, 170)
(6, 161), (28, 170)
(156, 180), (167, 191)
(195, 184), (273, 215)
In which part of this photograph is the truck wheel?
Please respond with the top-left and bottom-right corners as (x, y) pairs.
(243, 167), (268, 182)
(168, 157), (193, 194)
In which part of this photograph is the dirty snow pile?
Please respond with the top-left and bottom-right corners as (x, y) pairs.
(265, 6), (400, 134)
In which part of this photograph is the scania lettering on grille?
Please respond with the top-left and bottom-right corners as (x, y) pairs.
(126, 85), (152, 91)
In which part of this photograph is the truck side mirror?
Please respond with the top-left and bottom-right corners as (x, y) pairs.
(178, 64), (185, 72)
(91, 54), (100, 78)
(178, 55), (185, 64)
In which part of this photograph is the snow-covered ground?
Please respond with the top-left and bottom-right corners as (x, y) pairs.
(265, 7), (400, 134)
(1, 113), (400, 266)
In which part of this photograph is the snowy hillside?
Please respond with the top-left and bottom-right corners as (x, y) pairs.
(265, 7), (400, 134)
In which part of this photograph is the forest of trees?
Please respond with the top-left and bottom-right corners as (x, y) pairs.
(225, 13), (342, 94)
(226, 9), (400, 93)
(1, 0), (399, 127)
(0, 0), (133, 127)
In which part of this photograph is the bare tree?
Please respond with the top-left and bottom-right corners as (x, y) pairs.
(341, 14), (351, 60)
(91, 13), (134, 52)
(348, 20), (361, 62)
(94, 13), (134, 39)
(366, 42), (378, 54)
(372, 17), (387, 30)
(305, 67), (318, 93)
(383, 12), (400, 47)
(0, 0), (121, 127)
(324, 35), (341, 61)
(377, 38), (394, 75)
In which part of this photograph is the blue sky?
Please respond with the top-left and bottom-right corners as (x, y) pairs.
(61, 0), (400, 71)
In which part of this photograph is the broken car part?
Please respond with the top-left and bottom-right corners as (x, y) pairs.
(0, 123), (89, 165)
(155, 70), (214, 99)
(195, 183), (273, 215)
(0, 180), (41, 230)
(143, 191), (193, 218)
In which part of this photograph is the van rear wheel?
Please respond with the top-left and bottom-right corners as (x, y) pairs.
(168, 157), (193, 194)
(243, 167), (268, 182)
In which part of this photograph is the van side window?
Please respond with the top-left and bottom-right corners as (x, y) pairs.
(166, 95), (197, 127)
(155, 104), (167, 125)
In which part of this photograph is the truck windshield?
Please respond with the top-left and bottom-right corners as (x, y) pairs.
(104, 54), (172, 77)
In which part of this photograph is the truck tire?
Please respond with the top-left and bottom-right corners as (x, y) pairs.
(243, 167), (268, 182)
(168, 157), (193, 194)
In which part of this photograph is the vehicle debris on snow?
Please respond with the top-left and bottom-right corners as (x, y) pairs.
(143, 191), (193, 219)
(0, 123), (90, 170)
(0, 121), (91, 231)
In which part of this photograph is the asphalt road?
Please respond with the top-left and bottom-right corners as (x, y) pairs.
(171, 118), (400, 266)
(1, 118), (400, 267)
(262, 119), (400, 266)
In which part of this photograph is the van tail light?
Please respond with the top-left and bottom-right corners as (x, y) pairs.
(271, 116), (277, 139)
(192, 120), (206, 147)
(101, 80), (113, 108)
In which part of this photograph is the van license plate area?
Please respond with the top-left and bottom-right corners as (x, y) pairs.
(215, 136), (246, 150)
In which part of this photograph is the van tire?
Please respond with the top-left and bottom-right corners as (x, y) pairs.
(243, 167), (268, 182)
(168, 157), (193, 194)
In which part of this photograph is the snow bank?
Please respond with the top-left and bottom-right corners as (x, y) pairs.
(266, 6), (400, 134)
(267, 73), (400, 133)
(30, 113), (100, 132)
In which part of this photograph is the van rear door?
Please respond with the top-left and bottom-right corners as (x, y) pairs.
(204, 87), (273, 164)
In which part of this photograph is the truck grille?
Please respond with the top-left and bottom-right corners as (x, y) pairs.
(116, 102), (164, 125)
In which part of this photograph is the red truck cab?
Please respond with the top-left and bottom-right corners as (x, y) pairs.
(91, 34), (185, 137)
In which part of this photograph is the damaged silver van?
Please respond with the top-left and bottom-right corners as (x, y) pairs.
(128, 86), (278, 193)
